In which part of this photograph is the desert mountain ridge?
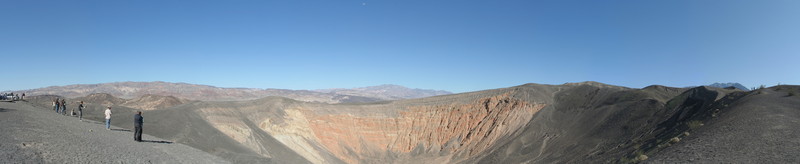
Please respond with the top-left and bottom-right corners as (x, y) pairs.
(314, 84), (452, 100)
(27, 93), (188, 111)
(12, 81), (452, 103)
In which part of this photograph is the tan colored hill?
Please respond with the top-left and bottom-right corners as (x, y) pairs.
(27, 93), (188, 111)
(121, 94), (187, 110)
(29, 82), (800, 163)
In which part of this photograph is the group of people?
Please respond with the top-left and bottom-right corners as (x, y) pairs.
(52, 98), (83, 119)
(53, 98), (144, 142)
(1, 92), (23, 100)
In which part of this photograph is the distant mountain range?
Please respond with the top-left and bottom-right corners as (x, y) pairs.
(15, 81), (452, 103)
(706, 82), (750, 91)
(314, 84), (452, 100)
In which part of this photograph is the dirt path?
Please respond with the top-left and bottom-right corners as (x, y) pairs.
(0, 101), (229, 163)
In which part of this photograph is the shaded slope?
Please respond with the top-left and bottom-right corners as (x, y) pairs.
(475, 85), (748, 163)
(477, 84), (671, 163)
(139, 104), (281, 163)
(145, 98), (317, 164)
(649, 86), (800, 163)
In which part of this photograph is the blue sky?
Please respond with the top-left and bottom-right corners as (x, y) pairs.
(1, 0), (798, 93)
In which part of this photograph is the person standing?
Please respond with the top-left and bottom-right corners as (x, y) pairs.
(21, 93), (24, 100)
(53, 99), (58, 112)
(104, 107), (112, 130)
(61, 99), (67, 115)
(133, 111), (143, 142)
(55, 99), (61, 114)
(78, 101), (85, 120)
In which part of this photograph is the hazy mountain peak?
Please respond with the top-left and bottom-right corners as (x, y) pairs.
(707, 82), (749, 91)
(370, 84), (404, 88)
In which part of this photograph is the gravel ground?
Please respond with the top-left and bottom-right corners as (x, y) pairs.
(648, 89), (800, 163)
(0, 101), (229, 164)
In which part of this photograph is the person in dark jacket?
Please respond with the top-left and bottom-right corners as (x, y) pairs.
(60, 99), (67, 115)
(54, 99), (60, 113)
(133, 111), (143, 142)
(78, 101), (85, 120)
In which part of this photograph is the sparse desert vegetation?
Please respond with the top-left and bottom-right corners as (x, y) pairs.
(688, 120), (704, 129)
(669, 137), (681, 144)
(636, 154), (649, 161)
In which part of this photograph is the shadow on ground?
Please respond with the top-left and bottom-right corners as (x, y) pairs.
(81, 120), (105, 125)
(0, 108), (14, 112)
(141, 140), (173, 144)
(111, 128), (131, 132)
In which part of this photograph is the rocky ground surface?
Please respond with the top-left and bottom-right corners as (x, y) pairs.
(0, 100), (229, 163)
(648, 88), (800, 163)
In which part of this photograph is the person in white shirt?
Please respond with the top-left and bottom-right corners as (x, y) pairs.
(104, 107), (112, 130)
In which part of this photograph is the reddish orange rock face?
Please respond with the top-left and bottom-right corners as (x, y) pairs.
(303, 93), (546, 163)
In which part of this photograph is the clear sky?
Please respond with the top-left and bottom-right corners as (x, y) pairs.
(1, 0), (798, 93)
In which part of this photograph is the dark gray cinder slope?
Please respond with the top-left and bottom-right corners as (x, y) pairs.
(648, 85), (800, 163)
(0, 101), (228, 163)
(143, 99), (315, 164)
(478, 84), (800, 163)
(474, 83), (689, 163)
